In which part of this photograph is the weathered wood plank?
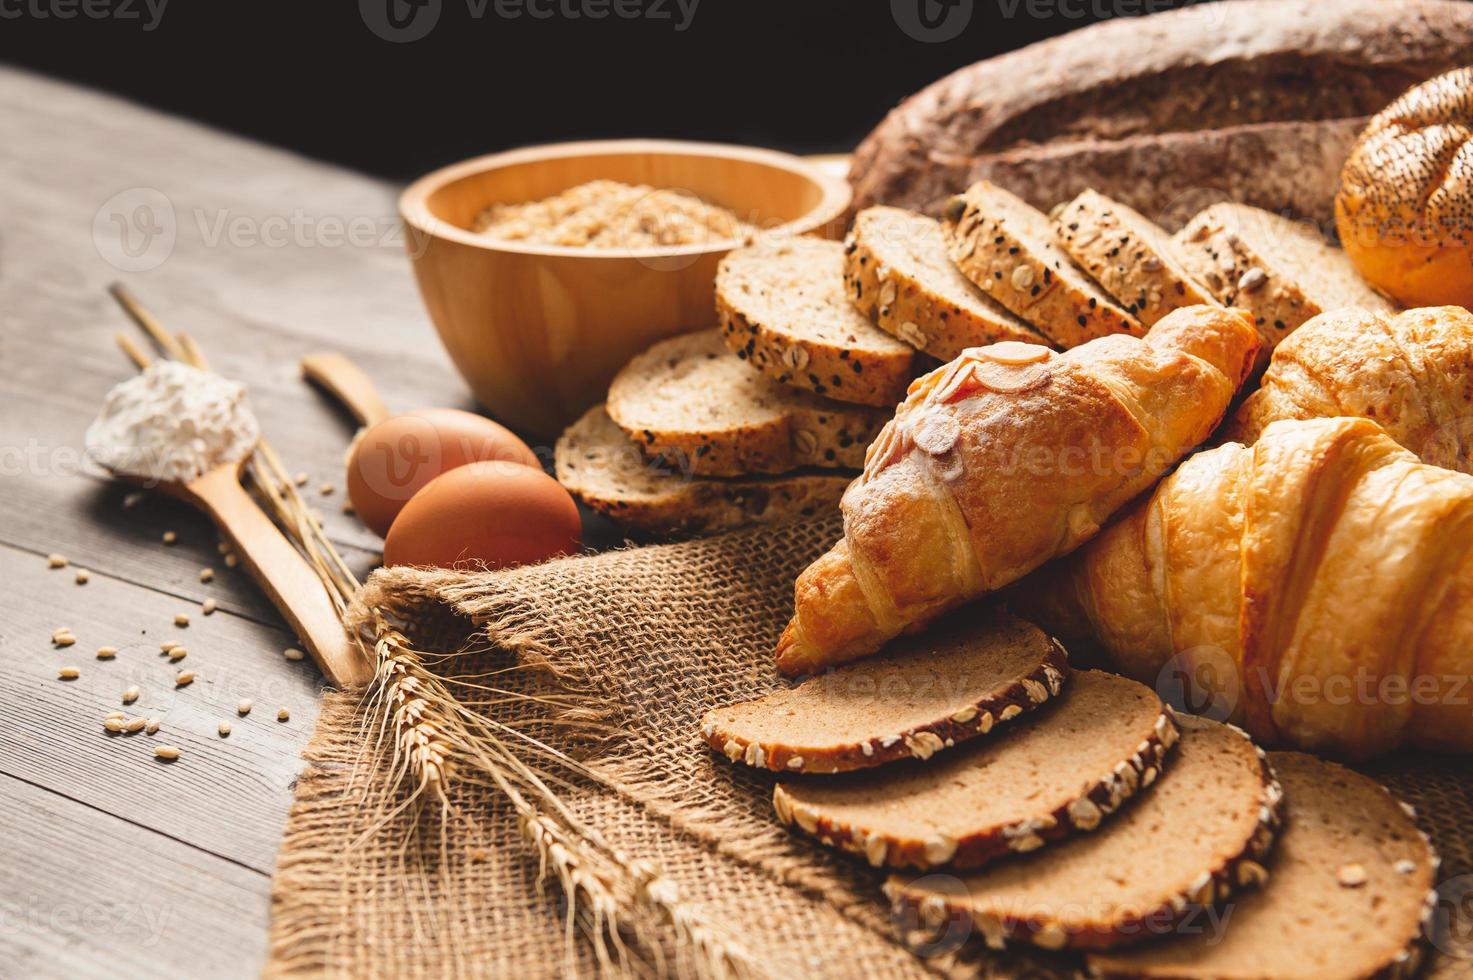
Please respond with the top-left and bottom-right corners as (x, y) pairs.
(0, 541), (321, 871)
(0, 773), (271, 980)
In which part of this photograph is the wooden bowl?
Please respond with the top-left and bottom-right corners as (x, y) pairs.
(399, 139), (851, 437)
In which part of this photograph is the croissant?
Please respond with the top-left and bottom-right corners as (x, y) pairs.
(1224, 306), (1473, 473)
(775, 305), (1260, 676)
(1029, 416), (1473, 759)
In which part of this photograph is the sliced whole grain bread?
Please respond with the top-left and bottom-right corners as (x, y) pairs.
(1088, 752), (1439, 979)
(887, 716), (1282, 952)
(1053, 189), (1219, 328)
(716, 236), (921, 408)
(843, 206), (1051, 361)
(942, 181), (1142, 348)
(702, 608), (1067, 774)
(606, 330), (887, 478)
(1172, 202), (1395, 357)
(554, 405), (851, 537)
(772, 671), (1177, 871)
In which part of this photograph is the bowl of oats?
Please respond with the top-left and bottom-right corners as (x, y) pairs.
(399, 139), (850, 436)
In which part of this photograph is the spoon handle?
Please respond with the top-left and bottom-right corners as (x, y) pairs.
(188, 465), (373, 688)
(300, 352), (392, 427)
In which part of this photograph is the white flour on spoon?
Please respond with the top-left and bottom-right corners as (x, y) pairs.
(86, 361), (260, 484)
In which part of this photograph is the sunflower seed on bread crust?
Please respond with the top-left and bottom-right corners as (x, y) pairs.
(701, 609), (1068, 774)
(607, 330), (887, 477)
(1052, 189), (1219, 328)
(554, 405), (850, 537)
(1088, 752), (1438, 979)
(942, 181), (1141, 349)
(843, 206), (1051, 361)
(887, 715), (1282, 952)
(772, 671), (1176, 871)
(716, 236), (923, 407)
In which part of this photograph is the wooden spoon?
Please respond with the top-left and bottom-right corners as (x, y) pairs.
(144, 455), (372, 688)
(301, 352), (391, 428)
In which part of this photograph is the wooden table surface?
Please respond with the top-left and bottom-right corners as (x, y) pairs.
(0, 66), (551, 978)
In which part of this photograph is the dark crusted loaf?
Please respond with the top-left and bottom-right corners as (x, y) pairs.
(849, 0), (1473, 223)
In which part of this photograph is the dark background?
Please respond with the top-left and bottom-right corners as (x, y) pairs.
(0, 0), (1198, 179)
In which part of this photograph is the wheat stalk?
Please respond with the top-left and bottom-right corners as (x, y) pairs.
(106, 283), (759, 980)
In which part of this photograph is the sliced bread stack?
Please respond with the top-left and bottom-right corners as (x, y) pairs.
(702, 612), (1439, 968)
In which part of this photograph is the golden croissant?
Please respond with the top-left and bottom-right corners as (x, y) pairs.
(1225, 306), (1473, 473)
(1030, 416), (1473, 759)
(775, 305), (1260, 676)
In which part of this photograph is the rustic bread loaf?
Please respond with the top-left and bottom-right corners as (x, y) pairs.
(1053, 189), (1218, 327)
(943, 182), (1141, 348)
(554, 406), (850, 537)
(771, 671), (1177, 870)
(887, 716), (1281, 952)
(843, 206), (1049, 361)
(606, 330), (887, 477)
(1088, 752), (1439, 979)
(848, 0), (1473, 222)
(959, 119), (1366, 230)
(716, 236), (919, 408)
(1338, 66), (1473, 308)
(702, 609), (1066, 774)
(1173, 203), (1394, 359)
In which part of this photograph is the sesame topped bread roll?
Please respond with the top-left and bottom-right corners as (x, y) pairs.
(775, 305), (1260, 676)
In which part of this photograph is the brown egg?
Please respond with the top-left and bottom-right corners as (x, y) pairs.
(382, 461), (581, 570)
(347, 408), (539, 537)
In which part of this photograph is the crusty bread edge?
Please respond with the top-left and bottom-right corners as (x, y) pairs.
(772, 702), (1180, 873)
(703, 641), (1068, 774)
(889, 717), (1283, 953)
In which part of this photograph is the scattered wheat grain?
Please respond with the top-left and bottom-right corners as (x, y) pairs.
(74, 569), (90, 585)
(145, 718), (160, 735)
(223, 553), (238, 568)
(103, 718), (125, 733)
(58, 666), (79, 680)
(283, 647), (304, 662)
(277, 707), (290, 722)
(237, 699), (252, 715)
(168, 646), (187, 662)
(173, 613), (189, 628)
(154, 745), (181, 761)
(96, 645), (117, 660)
(217, 722), (231, 737)
(201, 598), (217, 616)
(122, 686), (140, 703)
(174, 670), (195, 687)
(125, 717), (147, 733)
(199, 568), (214, 583)
(47, 554), (68, 568)
(162, 531), (177, 545)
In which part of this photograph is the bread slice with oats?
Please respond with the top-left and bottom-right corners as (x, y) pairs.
(887, 715), (1282, 952)
(1053, 189), (1219, 328)
(716, 236), (922, 407)
(606, 330), (887, 477)
(554, 405), (851, 537)
(843, 206), (1051, 361)
(702, 608), (1067, 774)
(771, 671), (1177, 871)
(942, 181), (1142, 348)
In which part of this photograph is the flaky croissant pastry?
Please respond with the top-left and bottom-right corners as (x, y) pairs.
(1030, 416), (1473, 759)
(1224, 306), (1473, 473)
(775, 305), (1260, 676)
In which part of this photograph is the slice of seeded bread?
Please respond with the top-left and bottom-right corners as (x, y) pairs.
(1172, 202), (1395, 358)
(1053, 189), (1219, 328)
(1088, 752), (1439, 979)
(716, 236), (921, 407)
(606, 330), (887, 477)
(888, 716), (1282, 953)
(942, 181), (1142, 348)
(843, 206), (1052, 361)
(554, 406), (851, 537)
(772, 671), (1177, 871)
(702, 608), (1068, 774)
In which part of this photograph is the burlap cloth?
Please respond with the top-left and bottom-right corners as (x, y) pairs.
(266, 515), (1473, 979)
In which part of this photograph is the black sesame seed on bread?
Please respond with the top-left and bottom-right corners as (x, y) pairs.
(1088, 752), (1439, 979)
(716, 236), (922, 408)
(888, 715), (1282, 953)
(702, 608), (1068, 774)
(772, 671), (1178, 871)
(843, 206), (1052, 361)
(1172, 202), (1395, 359)
(1053, 189), (1220, 328)
(606, 330), (887, 478)
(942, 181), (1142, 348)
(554, 405), (852, 538)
